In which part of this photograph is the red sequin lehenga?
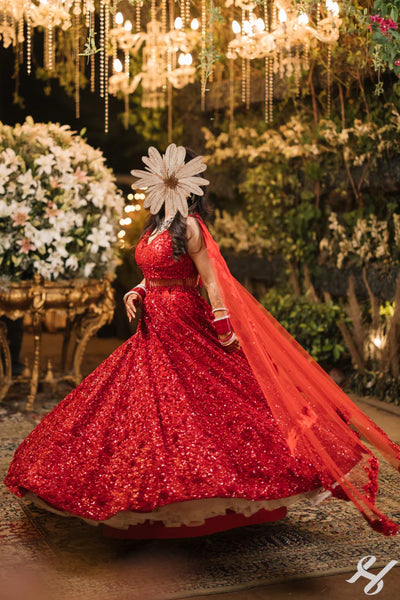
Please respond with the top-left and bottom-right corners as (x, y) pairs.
(3, 216), (397, 539)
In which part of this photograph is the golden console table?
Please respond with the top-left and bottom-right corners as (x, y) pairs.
(0, 274), (115, 411)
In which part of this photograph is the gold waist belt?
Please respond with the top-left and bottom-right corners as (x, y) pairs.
(146, 276), (199, 289)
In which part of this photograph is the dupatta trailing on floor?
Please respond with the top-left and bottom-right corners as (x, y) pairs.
(193, 211), (400, 536)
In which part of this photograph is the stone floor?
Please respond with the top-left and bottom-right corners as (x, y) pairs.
(1, 332), (400, 600)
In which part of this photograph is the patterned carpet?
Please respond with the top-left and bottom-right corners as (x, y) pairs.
(1, 404), (400, 600)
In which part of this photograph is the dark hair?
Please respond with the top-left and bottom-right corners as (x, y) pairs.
(138, 146), (213, 261)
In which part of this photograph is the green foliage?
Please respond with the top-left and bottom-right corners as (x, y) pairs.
(260, 287), (347, 365)
(208, 208), (273, 255)
(204, 106), (400, 273)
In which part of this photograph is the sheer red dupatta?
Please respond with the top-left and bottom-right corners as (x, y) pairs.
(193, 211), (400, 536)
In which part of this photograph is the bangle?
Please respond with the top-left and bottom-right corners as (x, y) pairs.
(124, 284), (146, 305)
(213, 315), (232, 336)
(220, 331), (238, 346)
(212, 306), (228, 314)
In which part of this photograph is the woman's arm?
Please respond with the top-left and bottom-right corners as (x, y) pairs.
(124, 277), (146, 322)
(187, 216), (239, 349)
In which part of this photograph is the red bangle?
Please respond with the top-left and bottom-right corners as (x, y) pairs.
(213, 315), (232, 336)
(132, 286), (146, 303)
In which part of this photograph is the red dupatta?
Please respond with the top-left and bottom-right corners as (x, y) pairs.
(193, 211), (400, 536)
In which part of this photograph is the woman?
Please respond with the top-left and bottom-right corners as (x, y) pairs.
(3, 144), (400, 540)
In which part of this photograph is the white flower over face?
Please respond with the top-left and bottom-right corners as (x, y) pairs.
(130, 143), (210, 218)
(35, 153), (55, 176)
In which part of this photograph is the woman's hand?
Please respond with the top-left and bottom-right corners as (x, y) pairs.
(124, 293), (140, 323)
(219, 332), (241, 353)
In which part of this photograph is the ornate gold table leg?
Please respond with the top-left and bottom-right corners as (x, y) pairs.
(0, 321), (12, 403)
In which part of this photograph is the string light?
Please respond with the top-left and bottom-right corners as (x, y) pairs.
(135, 0), (141, 32)
(104, 0), (110, 133)
(26, 4), (32, 75)
(100, 0), (105, 98)
(74, 0), (80, 119)
(264, 1), (269, 123)
(327, 43), (332, 117)
(201, 0), (206, 111)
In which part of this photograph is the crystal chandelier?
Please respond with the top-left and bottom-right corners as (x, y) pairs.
(227, 0), (341, 121)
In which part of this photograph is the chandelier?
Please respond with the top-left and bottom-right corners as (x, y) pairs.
(0, 0), (343, 134)
(227, 0), (341, 121)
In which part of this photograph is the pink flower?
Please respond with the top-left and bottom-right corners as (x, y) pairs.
(45, 201), (59, 219)
(370, 14), (381, 23)
(12, 211), (29, 226)
(20, 238), (36, 254)
(367, 24), (372, 32)
(395, 59), (400, 66)
(74, 167), (88, 184)
(49, 176), (61, 189)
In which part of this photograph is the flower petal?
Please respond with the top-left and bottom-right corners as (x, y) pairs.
(142, 146), (164, 175)
(174, 186), (189, 217)
(164, 143), (186, 176)
(165, 188), (175, 216)
(175, 155), (208, 179)
(130, 170), (162, 186)
(149, 188), (166, 214)
(180, 175), (210, 188)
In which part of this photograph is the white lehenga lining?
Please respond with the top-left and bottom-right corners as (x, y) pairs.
(22, 484), (333, 530)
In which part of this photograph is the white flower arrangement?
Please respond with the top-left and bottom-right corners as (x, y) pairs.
(319, 212), (391, 269)
(0, 116), (124, 282)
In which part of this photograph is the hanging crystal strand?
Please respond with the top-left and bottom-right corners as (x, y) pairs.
(162, 0), (167, 101)
(168, 0), (174, 141)
(104, 0), (110, 133)
(100, 0), (105, 98)
(135, 0), (141, 32)
(264, 1), (269, 123)
(246, 58), (250, 110)
(181, 0), (186, 27)
(241, 8), (245, 103)
(209, 0), (215, 83)
(201, 0), (206, 111)
(272, 0), (277, 29)
(229, 54), (234, 131)
(162, 0), (167, 32)
(85, 1), (90, 28)
(43, 27), (48, 70)
(90, 10), (95, 92)
(74, 1), (81, 119)
(26, 4), (32, 75)
(269, 54), (274, 122)
(327, 43), (332, 117)
(294, 46), (300, 96)
(264, 56), (269, 122)
(17, 17), (24, 63)
(48, 9), (54, 71)
(186, 0), (190, 27)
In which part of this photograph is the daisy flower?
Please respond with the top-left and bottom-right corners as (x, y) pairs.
(130, 143), (210, 218)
